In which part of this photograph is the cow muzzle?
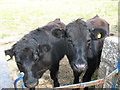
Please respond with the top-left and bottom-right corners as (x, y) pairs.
(25, 78), (38, 88)
(72, 62), (88, 72)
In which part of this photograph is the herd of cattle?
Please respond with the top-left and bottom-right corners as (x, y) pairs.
(5, 15), (109, 89)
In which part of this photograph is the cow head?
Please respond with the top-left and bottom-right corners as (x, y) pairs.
(87, 15), (109, 36)
(86, 15), (109, 58)
(5, 39), (51, 88)
(47, 18), (66, 30)
(52, 19), (107, 72)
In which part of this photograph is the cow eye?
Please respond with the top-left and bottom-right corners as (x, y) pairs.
(87, 40), (91, 47)
(34, 53), (43, 62)
(68, 38), (72, 43)
(87, 40), (90, 42)
(67, 35), (73, 43)
(67, 38), (75, 47)
(35, 57), (39, 62)
(34, 53), (38, 59)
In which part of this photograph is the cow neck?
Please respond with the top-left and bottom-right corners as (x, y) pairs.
(90, 39), (100, 69)
(90, 39), (98, 58)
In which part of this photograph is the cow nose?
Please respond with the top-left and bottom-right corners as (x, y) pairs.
(73, 63), (87, 72)
(25, 79), (38, 88)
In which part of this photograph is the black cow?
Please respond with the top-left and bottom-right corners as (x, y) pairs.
(5, 18), (68, 88)
(83, 15), (109, 82)
(52, 18), (108, 89)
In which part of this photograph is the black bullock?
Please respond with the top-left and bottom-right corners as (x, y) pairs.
(52, 18), (108, 88)
(5, 18), (68, 88)
(83, 15), (109, 82)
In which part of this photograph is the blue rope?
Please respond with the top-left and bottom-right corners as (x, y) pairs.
(116, 58), (120, 71)
(14, 72), (24, 90)
(111, 58), (120, 89)
(22, 82), (24, 90)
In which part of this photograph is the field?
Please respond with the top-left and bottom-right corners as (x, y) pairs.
(0, 0), (119, 88)
(0, 0), (119, 39)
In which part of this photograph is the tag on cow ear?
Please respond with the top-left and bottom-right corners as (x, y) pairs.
(97, 33), (101, 39)
(52, 28), (66, 39)
(91, 28), (107, 40)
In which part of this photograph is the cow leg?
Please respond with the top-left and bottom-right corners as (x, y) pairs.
(82, 59), (98, 90)
(50, 63), (60, 87)
(82, 66), (96, 82)
(82, 67), (96, 90)
(73, 70), (82, 84)
(83, 58), (100, 82)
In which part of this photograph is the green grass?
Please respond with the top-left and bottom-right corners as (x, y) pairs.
(0, 0), (119, 39)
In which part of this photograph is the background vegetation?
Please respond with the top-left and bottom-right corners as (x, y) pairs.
(0, 0), (119, 39)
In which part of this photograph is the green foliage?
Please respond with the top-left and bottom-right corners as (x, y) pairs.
(0, 0), (118, 39)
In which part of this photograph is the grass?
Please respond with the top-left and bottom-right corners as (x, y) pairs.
(0, 0), (119, 39)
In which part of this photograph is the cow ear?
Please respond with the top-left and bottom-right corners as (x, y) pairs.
(38, 44), (51, 55)
(54, 18), (60, 21)
(90, 28), (107, 40)
(52, 28), (66, 39)
(4, 48), (14, 61)
(92, 15), (99, 19)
